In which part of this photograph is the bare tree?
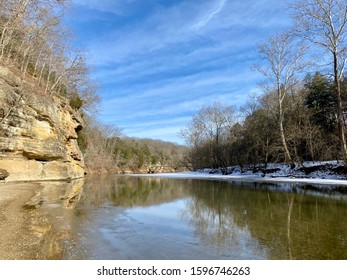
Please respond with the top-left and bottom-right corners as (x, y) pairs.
(0, 0), (100, 125)
(255, 32), (306, 168)
(81, 116), (122, 171)
(180, 101), (236, 146)
(180, 101), (236, 170)
(292, 0), (347, 166)
(0, 0), (30, 59)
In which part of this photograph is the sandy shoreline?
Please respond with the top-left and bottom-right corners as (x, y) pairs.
(0, 182), (55, 260)
(0, 179), (86, 260)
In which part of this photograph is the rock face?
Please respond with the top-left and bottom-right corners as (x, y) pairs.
(0, 65), (84, 182)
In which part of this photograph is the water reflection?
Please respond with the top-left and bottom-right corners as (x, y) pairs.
(22, 179), (85, 259)
(184, 180), (347, 259)
(79, 175), (187, 207)
(38, 175), (347, 259)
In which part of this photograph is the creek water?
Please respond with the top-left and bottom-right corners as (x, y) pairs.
(39, 175), (347, 260)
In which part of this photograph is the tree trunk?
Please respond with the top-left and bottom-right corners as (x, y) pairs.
(279, 96), (295, 168)
(0, 0), (30, 59)
(334, 52), (347, 167)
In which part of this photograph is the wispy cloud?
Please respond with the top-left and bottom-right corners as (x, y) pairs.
(69, 0), (292, 143)
(192, 0), (227, 31)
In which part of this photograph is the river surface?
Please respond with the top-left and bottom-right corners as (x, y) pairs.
(38, 175), (347, 260)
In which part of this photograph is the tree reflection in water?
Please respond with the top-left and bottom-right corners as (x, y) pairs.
(183, 180), (347, 259)
(38, 176), (347, 259)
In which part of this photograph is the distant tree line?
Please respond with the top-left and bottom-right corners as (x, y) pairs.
(78, 118), (187, 173)
(181, 0), (347, 172)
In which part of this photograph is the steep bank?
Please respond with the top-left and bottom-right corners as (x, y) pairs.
(0, 65), (84, 182)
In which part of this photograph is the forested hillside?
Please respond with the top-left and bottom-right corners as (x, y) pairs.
(77, 118), (187, 174)
(0, 0), (98, 110)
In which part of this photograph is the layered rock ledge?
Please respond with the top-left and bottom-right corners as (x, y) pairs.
(0, 65), (84, 182)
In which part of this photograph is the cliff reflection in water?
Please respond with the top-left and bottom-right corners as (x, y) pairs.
(25, 179), (85, 259)
(44, 175), (347, 259)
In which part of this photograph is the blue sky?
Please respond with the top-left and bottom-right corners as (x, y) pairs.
(66, 0), (292, 144)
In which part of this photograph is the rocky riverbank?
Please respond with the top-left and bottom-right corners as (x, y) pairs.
(0, 65), (85, 182)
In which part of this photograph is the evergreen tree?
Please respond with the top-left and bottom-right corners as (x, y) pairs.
(304, 73), (336, 133)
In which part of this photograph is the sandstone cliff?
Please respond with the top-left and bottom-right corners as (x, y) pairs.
(0, 65), (85, 182)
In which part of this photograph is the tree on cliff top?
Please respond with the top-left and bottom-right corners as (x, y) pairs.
(0, 0), (99, 114)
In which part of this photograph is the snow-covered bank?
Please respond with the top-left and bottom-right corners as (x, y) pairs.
(133, 161), (347, 187)
(135, 171), (347, 186)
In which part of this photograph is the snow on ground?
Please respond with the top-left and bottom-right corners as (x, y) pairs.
(133, 161), (347, 187)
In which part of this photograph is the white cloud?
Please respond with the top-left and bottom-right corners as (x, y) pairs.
(99, 67), (260, 131)
(68, 0), (293, 142)
(85, 2), (200, 64)
(84, 0), (291, 68)
(192, 0), (227, 31)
